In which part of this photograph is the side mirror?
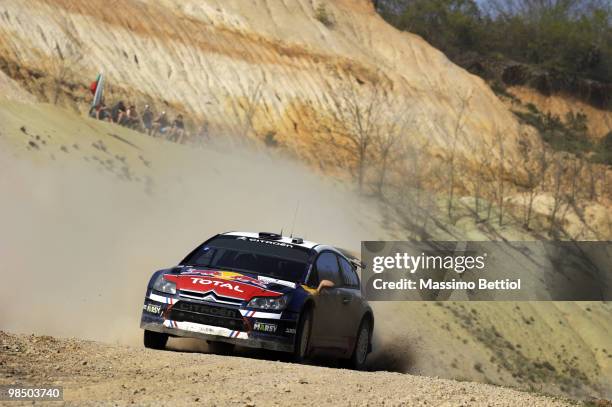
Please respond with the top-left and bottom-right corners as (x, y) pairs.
(317, 279), (335, 293)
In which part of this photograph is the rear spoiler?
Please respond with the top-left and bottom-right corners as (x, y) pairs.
(337, 247), (366, 270)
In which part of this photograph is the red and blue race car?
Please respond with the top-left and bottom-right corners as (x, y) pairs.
(140, 231), (373, 369)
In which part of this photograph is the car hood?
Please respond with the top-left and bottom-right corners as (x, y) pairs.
(162, 267), (297, 301)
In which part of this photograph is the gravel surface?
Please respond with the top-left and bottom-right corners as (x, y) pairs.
(0, 331), (575, 406)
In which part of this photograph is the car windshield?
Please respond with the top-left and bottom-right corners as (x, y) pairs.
(181, 235), (312, 283)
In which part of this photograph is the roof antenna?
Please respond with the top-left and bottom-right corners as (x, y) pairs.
(290, 201), (300, 238)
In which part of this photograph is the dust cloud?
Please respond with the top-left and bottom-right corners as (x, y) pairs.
(0, 143), (391, 345)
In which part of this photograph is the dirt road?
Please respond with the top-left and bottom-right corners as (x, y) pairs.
(0, 331), (574, 406)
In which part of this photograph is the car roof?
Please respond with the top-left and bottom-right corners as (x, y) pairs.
(222, 231), (320, 250)
(219, 232), (364, 268)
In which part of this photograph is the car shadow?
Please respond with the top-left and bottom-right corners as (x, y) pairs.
(165, 337), (407, 372)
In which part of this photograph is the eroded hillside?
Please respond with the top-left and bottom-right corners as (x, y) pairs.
(508, 86), (612, 140)
(0, 0), (530, 163)
(1, 0), (609, 240)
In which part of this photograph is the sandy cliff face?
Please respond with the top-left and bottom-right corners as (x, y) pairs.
(508, 86), (612, 140)
(0, 0), (532, 167)
(0, 70), (35, 103)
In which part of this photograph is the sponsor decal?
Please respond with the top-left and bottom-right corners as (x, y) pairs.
(253, 322), (277, 333)
(182, 270), (269, 289)
(239, 309), (283, 320)
(258, 275), (296, 289)
(174, 302), (238, 318)
(143, 303), (162, 315)
(164, 272), (282, 300)
(243, 237), (295, 248)
(285, 328), (296, 334)
(163, 320), (249, 339)
(189, 277), (245, 293)
(148, 292), (176, 305)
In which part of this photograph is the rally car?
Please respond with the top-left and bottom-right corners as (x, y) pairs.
(140, 231), (373, 369)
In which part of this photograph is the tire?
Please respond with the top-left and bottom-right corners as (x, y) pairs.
(293, 307), (313, 362)
(207, 341), (235, 355)
(348, 318), (371, 370)
(143, 330), (168, 350)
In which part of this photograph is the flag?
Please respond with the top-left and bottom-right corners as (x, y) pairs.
(91, 73), (105, 108)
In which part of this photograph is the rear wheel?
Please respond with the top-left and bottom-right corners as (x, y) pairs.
(293, 308), (312, 362)
(143, 330), (168, 350)
(348, 318), (371, 370)
(207, 341), (235, 355)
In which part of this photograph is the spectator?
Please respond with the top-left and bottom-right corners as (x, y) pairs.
(124, 105), (141, 130)
(111, 100), (127, 124)
(169, 114), (186, 143)
(142, 105), (153, 135)
(89, 102), (111, 122)
(151, 111), (169, 137)
(86, 99), (210, 146)
(88, 105), (98, 119)
(98, 103), (111, 122)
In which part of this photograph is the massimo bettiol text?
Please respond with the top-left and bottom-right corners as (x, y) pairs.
(360, 241), (612, 301)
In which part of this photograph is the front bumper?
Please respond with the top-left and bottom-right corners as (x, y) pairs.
(140, 291), (297, 353)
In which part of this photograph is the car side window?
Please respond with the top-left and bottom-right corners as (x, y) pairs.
(339, 257), (360, 287)
(306, 263), (319, 288)
(315, 252), (341, 286)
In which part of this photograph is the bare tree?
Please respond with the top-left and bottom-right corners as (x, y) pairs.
(464, 133), (494, 221)
(324, 79), (391, 193)
(373, 107), (415, 197)
(49, 12), (86, 105)
(587, 161), (598, 201)
(520, 136), (549, 230)
(51, 44), (83, 105)
(406, 136), (431, 210)
(602, 168), (609, 199)
(568, 156), (585, 205)
(442, 91), (471, 222)
(549, 158), (567, 237)
(236, 79), (264, 139)
(493, 127), (508, 226)
(375, 127), (400, 197)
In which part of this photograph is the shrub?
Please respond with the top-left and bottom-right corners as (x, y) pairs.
(315, 3), (335, 28)
(377, 0), (612, 84)
(264, 131), (279, 147)
(513, 106), (595, 157)
(592, 131), (612, 165)
(490, 80), (510, 98)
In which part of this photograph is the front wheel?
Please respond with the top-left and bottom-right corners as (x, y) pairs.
(143, 330), (168, 350)
(293, 308), (312, 362)
(348, 318), (371, 370)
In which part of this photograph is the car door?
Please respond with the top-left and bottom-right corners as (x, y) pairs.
(336, 256), (364, 356)
(309, 251), (345, 352)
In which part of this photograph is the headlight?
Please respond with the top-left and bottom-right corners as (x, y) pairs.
(247, 295), (289, 311)
(153, 275), (176, 295)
